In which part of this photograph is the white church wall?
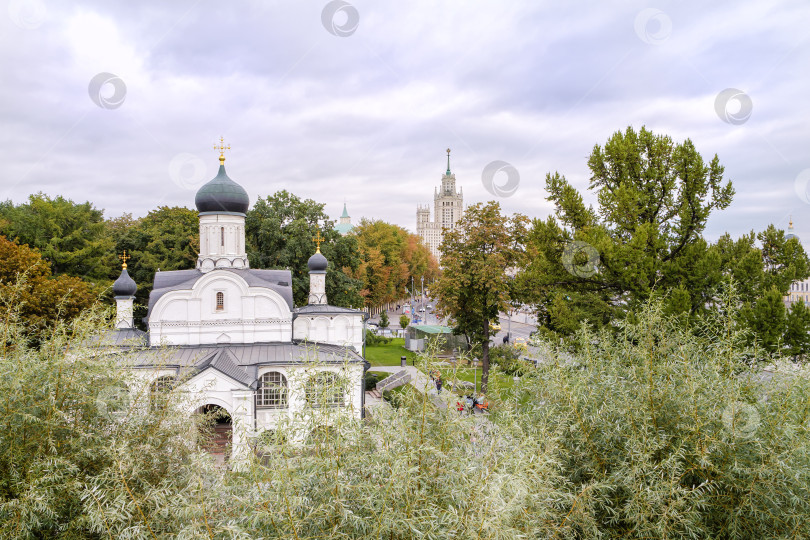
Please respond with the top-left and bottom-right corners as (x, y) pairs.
(197, 214), (249, 272)
(149, 271), (293, 346)
(292, 315), (364, 352)
(252, 364), (364, 443)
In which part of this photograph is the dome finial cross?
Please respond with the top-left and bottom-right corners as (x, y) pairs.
(312, 230), (324, 253)
(118, 250), (130, 269)
(213, 136), (231, 164)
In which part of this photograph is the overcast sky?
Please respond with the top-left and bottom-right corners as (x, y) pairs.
(2, 0), (809, 242)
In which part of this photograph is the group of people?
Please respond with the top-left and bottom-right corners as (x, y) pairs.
(457, 394), (489, 415)
(429, 369), (489, 414)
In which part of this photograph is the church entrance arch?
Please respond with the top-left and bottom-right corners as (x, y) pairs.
(197, 404), (232, 464)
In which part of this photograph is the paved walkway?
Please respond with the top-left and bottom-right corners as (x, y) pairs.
(367, 365), (452, 410)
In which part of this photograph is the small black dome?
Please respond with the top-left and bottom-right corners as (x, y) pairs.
(195, 164), (250, 214)
(113, 267), (137, 297)
(308, 251), (328, 272)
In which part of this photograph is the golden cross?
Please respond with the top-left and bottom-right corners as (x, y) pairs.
(213, 136), (230, 164)
(118, 250), (131, 269)
(312, 230), (324, 253)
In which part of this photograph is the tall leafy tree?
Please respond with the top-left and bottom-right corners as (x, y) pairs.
(0, 235), (97, 339)
(245, 191), (363, 308)
(352, 219), (438, 309)
(0, 193), (114, 283)
(434, 202), (527, 392)
(107, 206), (200, 325)
(521, 126), (809, 342)
(741, 286), (786, 353)
(784, 299), (810, 359)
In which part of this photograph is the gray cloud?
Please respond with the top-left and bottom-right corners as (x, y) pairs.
(1, 0), (809, 244)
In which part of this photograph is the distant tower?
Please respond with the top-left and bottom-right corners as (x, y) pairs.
(194, 138), (251, 273)
(307, 232), (328, 305)
(787, 216), (798, 241)
(784, 216), (809, 308)
(335, 202), (354, 236)
(113, 251), (137, 329)
(416, 148), (463, 261)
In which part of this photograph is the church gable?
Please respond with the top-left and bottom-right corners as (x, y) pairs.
(148, 270), (294, 346)
(183, 363), (253, 395)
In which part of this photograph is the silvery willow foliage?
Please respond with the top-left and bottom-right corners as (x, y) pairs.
(1, 278), (808, 538)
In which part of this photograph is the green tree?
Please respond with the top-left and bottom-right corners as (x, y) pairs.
(108, 206), (200, 325)
(521, 126), (809, 342)
(434, 202), (527, 392)
(3, 288), (810, 537)
(0, 193), (115, 283)
(352, 219), (438, 310)
(245, 191), (363, 307)
(0, 235), (97, 341)
(379, 311), (389, 328)
(784, 299), (810, 358)
(399, 314), (410, 329)
(0, 302), (213, 537)
(742, 286), (786, 353)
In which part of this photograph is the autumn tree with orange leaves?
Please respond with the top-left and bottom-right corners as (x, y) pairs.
(352, 219), (439, 310)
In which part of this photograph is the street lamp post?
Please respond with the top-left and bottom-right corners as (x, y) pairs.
(506, 276), (515, 342)
(420, 275), (424, 321)
(507, 306), (512, 343)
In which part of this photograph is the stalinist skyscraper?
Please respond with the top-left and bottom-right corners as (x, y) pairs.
(417, 149), (464, 261)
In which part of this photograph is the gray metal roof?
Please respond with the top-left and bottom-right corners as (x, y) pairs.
(85, 328), (148, 347)
(146, 268), (294, 320)
(123, 341), (363, 371)
(182, 348), (255, 388)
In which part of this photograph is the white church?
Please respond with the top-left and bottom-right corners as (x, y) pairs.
(103, 145), (368, 462)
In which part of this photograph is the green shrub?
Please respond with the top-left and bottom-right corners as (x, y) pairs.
(365, 329), (391, 346)
(0, 286), (213, 538)
(489, 343), (531, 376)
(364, 371), (386, 391)
(508, 297), (810, 537)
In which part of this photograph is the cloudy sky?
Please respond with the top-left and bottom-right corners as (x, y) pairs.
(2, 0), (809, 241)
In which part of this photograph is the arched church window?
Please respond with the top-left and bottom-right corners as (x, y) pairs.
(221, 227), (225, 247)
(150, 375), (176, 411)
(256, 372), (288, 408)
(216, 292), (224, 311)
(305, 372), (345, 407)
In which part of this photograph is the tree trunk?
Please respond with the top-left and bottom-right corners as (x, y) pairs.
(481, 319), (490, 393)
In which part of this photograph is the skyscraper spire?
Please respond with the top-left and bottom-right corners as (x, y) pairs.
(446, 148), (451, 175)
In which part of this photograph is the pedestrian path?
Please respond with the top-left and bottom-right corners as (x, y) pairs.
(366, 365), (451, 410)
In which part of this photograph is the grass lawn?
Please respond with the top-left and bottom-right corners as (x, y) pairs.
(431, 365), (515, 395)
(365, 338), (516, 395)
(365, 338), (417, 366)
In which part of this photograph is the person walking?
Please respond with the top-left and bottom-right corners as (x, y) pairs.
(435, 375), (443, 394)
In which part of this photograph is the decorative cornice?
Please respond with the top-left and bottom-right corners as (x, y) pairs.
(149, 318), (291, 329)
